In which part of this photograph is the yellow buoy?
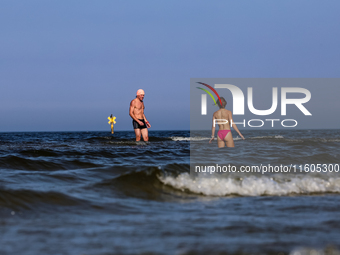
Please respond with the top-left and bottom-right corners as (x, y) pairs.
(108, 115), (116, 134)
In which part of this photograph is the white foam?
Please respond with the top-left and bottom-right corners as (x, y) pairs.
(170, 137), (210, 141)
(320, 138), (340, 142)
(171, 136), (244, 141)
(290, 247), (340, 255)
(233, 136), (243, 141)
(250, 135), (284, 139)
(159, 173), (340, 196)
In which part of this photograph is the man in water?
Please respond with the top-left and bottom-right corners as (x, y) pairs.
(129, 89), (151, 141)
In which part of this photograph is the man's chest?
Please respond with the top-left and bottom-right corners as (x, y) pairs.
(134, 101), (144, 110)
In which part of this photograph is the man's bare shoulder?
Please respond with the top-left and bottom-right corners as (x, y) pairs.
(130, 98), (138, 106)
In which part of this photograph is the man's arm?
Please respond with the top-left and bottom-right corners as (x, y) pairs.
(142, 104), (151, 128)
(143, 114), (151, 128)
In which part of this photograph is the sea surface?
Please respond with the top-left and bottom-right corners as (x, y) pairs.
(0, 129), (340, 255)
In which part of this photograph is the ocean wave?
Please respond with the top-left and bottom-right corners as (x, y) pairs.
(20, 149), (59, 157)
(0, 155), (101, 171)
(317, 138), (340, 143)
(290, 246), (340, 255)
(247, 136), (340, 143)
(186, 135), (285, 141)
(92, 164), (340, 199)
(249, 135), (284, 139)
(92, 164), (195, 201)
(170, 136), (199, 141)
(159, 173), (340, 196)
(0, 187), (86, 210)
(106, 140), (148, 145)
(87, 136), (174, 143)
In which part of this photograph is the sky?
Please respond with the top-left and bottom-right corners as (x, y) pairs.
(1, 0), (340, 132)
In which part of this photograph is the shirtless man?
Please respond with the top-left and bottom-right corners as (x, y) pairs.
(129, 89), (151, 141)
(209, 97), (245, 147)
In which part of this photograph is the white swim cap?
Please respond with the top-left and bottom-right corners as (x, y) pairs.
(137, 89), (145, 95)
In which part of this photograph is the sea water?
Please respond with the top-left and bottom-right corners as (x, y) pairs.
(0, 130), (339, 255)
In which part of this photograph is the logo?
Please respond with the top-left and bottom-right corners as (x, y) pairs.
(197, 82), (312, 128)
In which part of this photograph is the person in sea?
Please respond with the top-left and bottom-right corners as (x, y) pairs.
(209, 97), (245, 147)
(129, 89), (151, 141)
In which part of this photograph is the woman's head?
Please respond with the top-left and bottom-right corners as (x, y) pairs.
(216, 97), (227, 108)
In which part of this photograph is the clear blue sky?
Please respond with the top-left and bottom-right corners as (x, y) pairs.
(1, 0), (339, 131)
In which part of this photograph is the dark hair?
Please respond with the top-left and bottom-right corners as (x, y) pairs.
(216, 97), (227, 108)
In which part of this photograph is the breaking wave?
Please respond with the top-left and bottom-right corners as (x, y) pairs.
(159, 173), (340, 196)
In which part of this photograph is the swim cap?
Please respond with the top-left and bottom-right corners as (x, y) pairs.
(137, 89), (145, 95)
